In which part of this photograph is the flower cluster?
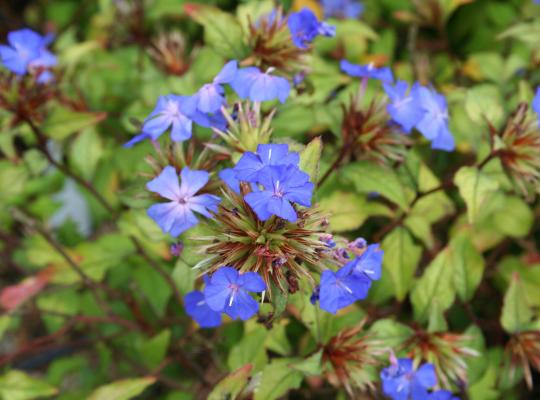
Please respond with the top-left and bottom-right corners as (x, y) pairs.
(225, 144), (314, 222)
(312, 243), (383, 313)
(340, 60), (455, 151)
(384, 81), (455, 151)
(0, 28), (56, 83)
(185, 266), (266, 328)
(381, 357), (460, 400)
(126, 61), (292, 146)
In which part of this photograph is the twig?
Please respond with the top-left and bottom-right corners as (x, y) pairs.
(23, 117), (115, 215)
(10, 208), (132, 326)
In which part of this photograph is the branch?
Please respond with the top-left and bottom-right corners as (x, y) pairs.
(23, 117), (115, 215)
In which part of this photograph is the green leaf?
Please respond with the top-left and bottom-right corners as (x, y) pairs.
(318, 192), (367, 232)
(369, 319), (413, 348)
(299, 137), (322, 183)
(0, 370), (58, 400)
(464, 85), (504, 128)
(500, 273), (533, 333)
(70, 129), (103, 180)
(454, 166), (499, 225)
(133, 262), (172, 317)
(342, 161), (412, 210)
(269, 283), (288, 322)
(88, 377), (156, 400)
(411, 247), (456, 323)
(228, 324), (268, 372)
(265, 320), (292, 356)
(42, 103), (106, 140)
(498, 20), (540, 49)
(451, 233), (485, 302)
(427, 300), (448, 333)
(289, 288), (334, 343)
(492, 196), (534, 238)
(185, 4), (249, 59)
(254, 359), (303, 400)
(208, 364), (253, 400)
(496, 257), (540, 307)
(138, 329), (171, 370)
(467, 348), (502, 400)
(380, 227), (422, 301)
(290, 351), (322, 376)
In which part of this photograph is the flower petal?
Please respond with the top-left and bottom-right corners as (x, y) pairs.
(179, 167), (209, 197)
(146, 166), (181, 201)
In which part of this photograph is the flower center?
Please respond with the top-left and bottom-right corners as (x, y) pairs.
(166, 101), (181, 118)
(227, 283), (240, 306)
(273, 180), (284, 198)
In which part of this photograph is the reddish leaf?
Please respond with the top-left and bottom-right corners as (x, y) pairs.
(0, 267), (55, 311)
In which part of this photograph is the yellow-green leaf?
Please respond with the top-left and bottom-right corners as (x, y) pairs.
(88, 377), (156, 400)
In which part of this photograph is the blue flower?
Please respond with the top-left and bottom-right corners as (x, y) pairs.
(384, 80), (424, 133)
(414, 85), (455, 151)
(244, 164), (314, 222)
(0, 29), (56, 81)
(231, 67), (291, 103)
(381, 358), (438, 400)
(322, 0), (364, 19)
(234, 143), (300, 183)
(193, 60), (237, 114)
(125, 95), (199, 146)
(319, 259), (372, 314)
(340, 60), (394, 83)
(204, 266), (266, 320)
(218, 168), (241, 194)
(288, 8), (336, 49)
(146, 166), (220, 237)
(532, 86), (540, 124)
(429, 390), (460, 400)
(184, 290), (222, 328)
(351, 244), (383, 281)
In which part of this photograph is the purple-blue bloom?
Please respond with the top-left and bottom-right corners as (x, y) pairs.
(288, 8), (336, 49)
(193, 60), (237, 114)
(234, 143), (300, 183)
(0, 29), (56, 82)
(184, 290), (222, 328)
(125, 95), (198, 147)
(322, 0), (364, 19)
(231, 66), (291, 103)
(340, 60), (394, 83)
(429, 390), (460, 400)
(414, 85), (455, 151)
(384, 80), (424, 133)
(244, 164), (314, 222)
(146, 166), (220, 237)
(381, 358), (438, 400)
(318, 259), (372, 314)
(204, 266), (266, 320)
(351, 244), (383, 281)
